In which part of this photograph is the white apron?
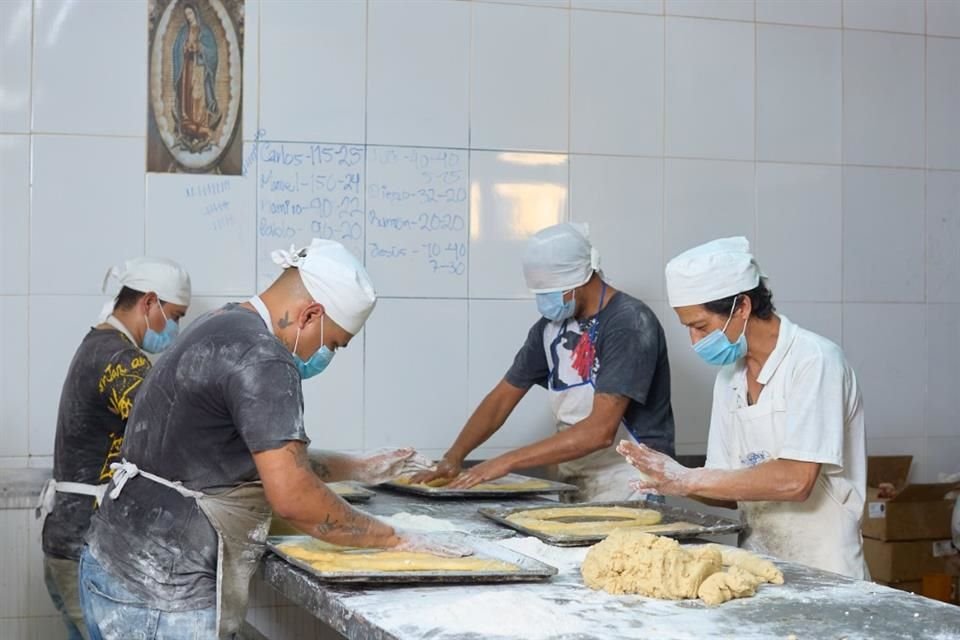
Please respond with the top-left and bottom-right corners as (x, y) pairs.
(35, 316), (140, 523)
(542, 289), (640, 503)
(109, 461), (272, 640)
(726, 381), (868, 579)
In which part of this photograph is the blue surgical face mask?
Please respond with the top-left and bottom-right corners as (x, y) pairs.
(292, 315), (335, 379)
(536, 289), (576, 322)
(692, 297), (748, 366)
(142, 304), (178, 354)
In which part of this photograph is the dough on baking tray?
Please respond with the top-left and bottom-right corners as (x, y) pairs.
(506, 505), (670, 537)
(277, 541), (518, 573)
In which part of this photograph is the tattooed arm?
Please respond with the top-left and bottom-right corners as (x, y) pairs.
(253, 441), (401, 548)
(303, 451), (361, 483)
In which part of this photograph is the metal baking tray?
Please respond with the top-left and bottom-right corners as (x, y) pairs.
(381, 472), (577, 499)
(479, 500), (743, 547)
(329, 482), (375, 503)
(267, 535), (558, 584)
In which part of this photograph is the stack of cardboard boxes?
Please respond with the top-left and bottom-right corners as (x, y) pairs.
(862, 456), (960, 604)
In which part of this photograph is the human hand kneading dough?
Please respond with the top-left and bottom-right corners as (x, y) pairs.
(446, 456), (512, 489)
(617, 440), (694, 496)
(355, 448), (434, 485)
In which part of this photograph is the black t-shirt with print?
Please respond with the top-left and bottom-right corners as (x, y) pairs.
(505, 290), (675, 455)
(42, 327), (150, 561)
(85, 304), (308, 609)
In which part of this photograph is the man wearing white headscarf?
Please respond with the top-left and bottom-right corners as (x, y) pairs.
(80, 239), (464, 640)
(39, 256), (192, 640)
(415, 223), (675, 502)
(618, 237), (868, 580)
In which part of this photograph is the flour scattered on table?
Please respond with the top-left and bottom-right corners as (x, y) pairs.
(378, 512), (464, 533)
(405, 591), (593, 639)
(497, 536), (589, 572)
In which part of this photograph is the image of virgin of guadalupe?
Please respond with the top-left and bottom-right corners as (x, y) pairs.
(173, 2), (221, 151)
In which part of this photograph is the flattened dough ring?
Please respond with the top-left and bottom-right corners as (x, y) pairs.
(506, 505), (663, 536)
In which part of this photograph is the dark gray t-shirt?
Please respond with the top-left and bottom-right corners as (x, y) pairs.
(86, 304), (308, 609)
(505, 290), (675, 455)
(43, 328), (150, 560)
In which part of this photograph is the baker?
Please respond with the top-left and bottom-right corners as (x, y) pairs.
(80, 239), (465, 640)
(619, 237), (869, 579)
(416, 223), (675, 502)
(39, 256), (192, 640)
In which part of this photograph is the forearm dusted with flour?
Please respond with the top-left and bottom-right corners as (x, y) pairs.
(255, 442), (400, 548)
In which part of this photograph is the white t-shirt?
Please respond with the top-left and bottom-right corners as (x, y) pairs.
(705, 315), (869, 579)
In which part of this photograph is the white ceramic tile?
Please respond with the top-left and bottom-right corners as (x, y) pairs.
(927, 0), (960, 37)
(367, 0), (470, 148)
(302, 334), (364, 452)
(475, 0), (569, 7)
(777, 302), (843, 347)
(926, 36), (960, 171)
(571, 0), (663, 13)
(755, 0), (841, 27)
(471, 3), (569, 152)
(571, 10), (663, 156)
(665, 17), (754, 161)
(570, 155), (664, 301)
(843, 0), (924, 33)
(665, 0), (754, 20)
(242, 0), (259, 140)
(27, 512), (57, 617)
(469, 150), (568, 298)
(920, 436), (960, 481)
(661, 301), (715, 445)
(757, 25), (841, 164)
(0, 134), (29, 294)
(867, 437), (925, 483)
(26, 617), (69, 640)
(843, 303), (926, 439)
(28, 296), (106, 457)
(0, 297), (28, 458)
(32, 0), (146, 135)
(0, 618), (24, 640)
(365, 147), (469, 298)
(927, 304), (960, 438)
(468, 300), (556, 451)
(0, 510), (29, 617)
(146, 143), (258, 297)
(663, 159), (755, 260)
(28, 454), (53, 469)
(259, 1), (365, 143)
(0, 0), (31, 133)
(756, 163), (842, 302)
(0, 456), (29, 467)
(927, 171), (960, 303)
(842, 167), (925, 303)
(30, 135), (145, 295)
(843, 31), (924, 168)
(364, 299), (468, 451)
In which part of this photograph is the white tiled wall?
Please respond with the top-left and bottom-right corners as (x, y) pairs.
(2, 0), (960, 635)
(0, 0), (957, 537)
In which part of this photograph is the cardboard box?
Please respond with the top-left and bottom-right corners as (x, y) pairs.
(861, 456), (959, 541)
(864, 537), (958, 582)
(880, 577), (959, 605)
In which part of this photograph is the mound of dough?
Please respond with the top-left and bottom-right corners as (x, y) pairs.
(507, 505), (666, 537)
(277, 542), (518, 573)
(581, 530), (783, 605)
(394, 476), (551, 491)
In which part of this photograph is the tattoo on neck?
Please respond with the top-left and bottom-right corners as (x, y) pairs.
(277, 311), (293, 329)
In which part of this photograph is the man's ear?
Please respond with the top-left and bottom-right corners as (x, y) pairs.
(738, 294), (753, 319)
(140, 292), (160, 313)
(301, 302), (326, 327)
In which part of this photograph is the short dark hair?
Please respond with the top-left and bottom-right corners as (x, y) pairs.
(702, 278), (776, 320)
(113, 287), (168, 312)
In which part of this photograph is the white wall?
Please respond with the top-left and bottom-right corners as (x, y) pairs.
(2, 0), (959, 486)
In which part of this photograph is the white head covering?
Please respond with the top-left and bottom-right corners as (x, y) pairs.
(99, 256), (192, 321)
(665, 237), (761, 307)
(271, 239), (377, 335)
(522, 222), (602, 294)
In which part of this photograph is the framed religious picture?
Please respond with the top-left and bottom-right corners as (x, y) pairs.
(147, 0), (244, 174)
